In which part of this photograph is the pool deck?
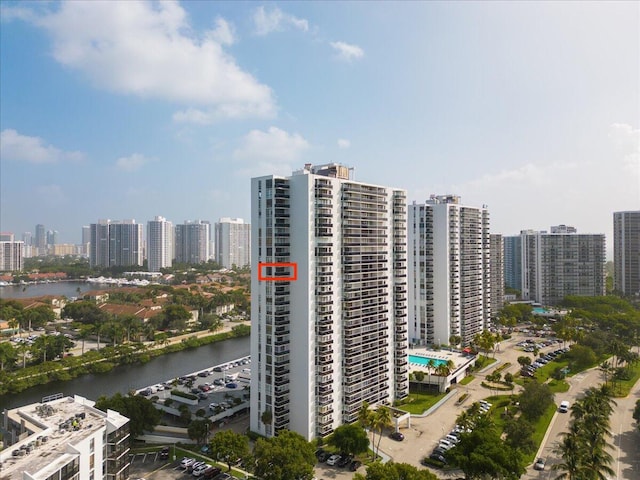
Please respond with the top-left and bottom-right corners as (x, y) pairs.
(407, 348), (471, 371)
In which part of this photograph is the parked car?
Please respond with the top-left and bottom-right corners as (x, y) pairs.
(202, 467), (222, 479)
(429, 453), (448, 464)
(337, 454), (353, 467)
(534, 458), (546, 470)
(192, 463), (210, 476)
(159, 446), (169, 459)
(225, 382), (238, 389)
(180, 457), (196, 469)
(326, 454), (341, 466)
(389, 431), (404, 441)
(349, 460), (362, 471)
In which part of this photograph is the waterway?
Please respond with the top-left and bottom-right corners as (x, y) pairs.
(0, 336), (250, 413)
(0, 281), (118, 300)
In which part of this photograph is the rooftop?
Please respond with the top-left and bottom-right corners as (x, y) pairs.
(0, 395), (127, 479)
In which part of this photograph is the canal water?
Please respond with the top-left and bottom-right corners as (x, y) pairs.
(0, 281), (117, 300)
(0, 336), (250, 412)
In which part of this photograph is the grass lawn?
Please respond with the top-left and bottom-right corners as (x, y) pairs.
(476, 355), (498, 369)
(396, 391), (448, 414)
(611, 363), (640, 397)
(525, 403), (557, 464)
(459, 375), (475, 385)
(547, 379), (570, 393)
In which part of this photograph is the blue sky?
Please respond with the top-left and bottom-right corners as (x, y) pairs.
(1, 1), (638, 254)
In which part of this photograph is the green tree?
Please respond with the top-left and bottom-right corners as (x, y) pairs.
(373, 406), (392, 458)
(329, 423), (370, 456)
(187, 418), (211, 445)
(567, 344), (597, 371)
(504, 417), (536, 454)
(209, 430), (250, 472)
(357, 402), (375, 459)
(519, 381), (554, 421)
(355, 461), (438, 480)
(253, 430), (316, 480)
(517, 356), (531, 368)
(0, 341), (17, 371)
(94, 393), (161, 441)
(446, 420), (525, 480)
(633, 399), (640, 430)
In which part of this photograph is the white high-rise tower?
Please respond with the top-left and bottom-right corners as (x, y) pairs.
(147, 216), (173, 273)
(250, 163), (408, 440)
(408, 195), (491, 347)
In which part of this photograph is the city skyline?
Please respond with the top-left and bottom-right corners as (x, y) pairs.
(1, 1), (638, 249)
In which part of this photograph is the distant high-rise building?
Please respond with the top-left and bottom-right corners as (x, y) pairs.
(21, 231), (33, 258)
(408, 195), (491, 347)
(82, 225), (91, 257)
(89, 220), (143, 268)
(521, 227), (605, 305)
(46, 230), (59, 246)
(503, 235), (523, 292)
(175, 220), (210, 264)
(550, 224), (577, 234)
(147, 216), (173, 272)
(0, 241), (24, 271)
(251, 163), (408, 440)
(490, 234), (504, 317)
(215, 218), (250, 269)
(614, 211), (640, 296)
(35, 224), (46, 255)
(0, 233), (14, 242)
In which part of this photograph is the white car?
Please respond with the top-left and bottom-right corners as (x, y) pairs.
(326, 454), (341, 466)
(180, 457), (196, 469)
(192, 463), (209, 476)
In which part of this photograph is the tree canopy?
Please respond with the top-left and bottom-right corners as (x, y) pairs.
(209, 430), (249, 471)
(354, 461), (438, 480)
(329, 423), (369, 456)
(94, 393), (161, 440)
(253, 430), (316, 480)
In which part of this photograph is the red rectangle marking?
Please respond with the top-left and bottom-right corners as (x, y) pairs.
(258, 262), (298, 281)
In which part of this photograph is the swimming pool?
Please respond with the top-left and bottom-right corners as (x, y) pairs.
(533, 307), (550, 315)
(408, 355), (448, 367)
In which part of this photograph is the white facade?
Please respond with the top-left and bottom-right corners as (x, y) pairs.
(520, 228), (606, 305)
(215, 218), (251, 268)
(408, 196), (491, 347)
(147, 216), (173, 273)
(0, 394), (130, 480)
(250, 163), (408, 441)
(614, 211), (640, 296)
(490, 234), (504, 317)
(0, 241), (24, 272)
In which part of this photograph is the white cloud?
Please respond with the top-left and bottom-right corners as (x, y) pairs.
(253, 6), (309, 35)
(206, 17), (235, 46)
(115, 153), (152, 172)
(338, 139), (351, 149)
(13, 1), (274, 122)
(0, 129), (84, 164)
(330, 41), (364, 62)
(234, 127), (309, 162)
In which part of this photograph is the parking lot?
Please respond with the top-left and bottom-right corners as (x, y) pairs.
(136, 356), (251, 425)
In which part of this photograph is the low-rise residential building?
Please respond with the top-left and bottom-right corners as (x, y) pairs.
(0, 394), (130, 480)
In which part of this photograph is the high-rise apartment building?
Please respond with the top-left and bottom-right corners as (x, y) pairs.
(89, 220), (143, 268)
(0, 233), (14, 241)
(82, 225), (91, 257)
(503, 235), (523, 292)
(46, 230), (59, 246)
(521, 227), (606, 305)
(490, 234), (504, 317)
(35, 224), (46, 256)
(250, 163), (408, 440)
(0, 241), (24, 271)
(147, 216), (174, 273)
(215, 218), (251, 269)
(175, 220), (211, 264)
(614, 211), (640, 296)
(1, 394), (130, 480)
(21, 232), (33, 258)
(408, 195), (491, 347)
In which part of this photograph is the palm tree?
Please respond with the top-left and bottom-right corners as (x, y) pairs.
(357, 402), (375, 459)
(599, 361), (612, 385)
(426, 358), (436, 390)
(552, 430), (585, 480)
(373, 406), (392, 458)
